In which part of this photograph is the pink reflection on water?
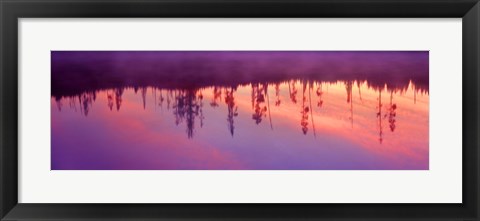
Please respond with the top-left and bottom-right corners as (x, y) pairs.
(52, 80), (428, 170)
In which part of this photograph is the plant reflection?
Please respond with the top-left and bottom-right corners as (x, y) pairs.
(53, 79), (428, 142)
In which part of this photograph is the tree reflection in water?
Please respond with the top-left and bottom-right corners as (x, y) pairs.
(225, 87), (238, 136)
(52, 79), (428, 143)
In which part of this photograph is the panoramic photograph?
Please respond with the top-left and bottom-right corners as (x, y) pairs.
(51, 51), (429, 170)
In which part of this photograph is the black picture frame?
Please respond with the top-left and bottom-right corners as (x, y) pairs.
(1, 0), (479, 220)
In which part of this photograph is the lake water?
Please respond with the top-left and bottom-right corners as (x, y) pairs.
(51, 51), (429, 170)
